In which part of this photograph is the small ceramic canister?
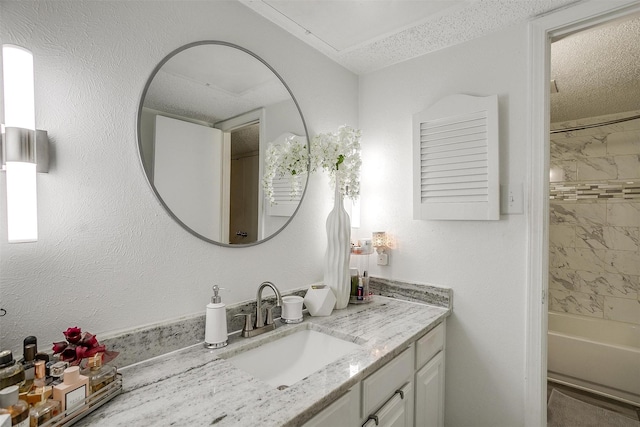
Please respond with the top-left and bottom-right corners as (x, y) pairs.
(303, 285), (336, 317)
(281, 296), (304, 323)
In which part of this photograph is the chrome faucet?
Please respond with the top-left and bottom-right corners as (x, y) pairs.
(238, 281), (283, 338)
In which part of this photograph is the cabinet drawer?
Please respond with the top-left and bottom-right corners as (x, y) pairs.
(303, 386), (360, 427)
(415, 323), (444, 370)
(362, 346), (414, 417)
(362, 381), (414, 427)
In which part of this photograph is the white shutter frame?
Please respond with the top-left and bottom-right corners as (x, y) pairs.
(413, 94), (499, 220)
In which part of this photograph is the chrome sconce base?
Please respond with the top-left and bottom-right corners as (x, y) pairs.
(1, 127), (49, 173)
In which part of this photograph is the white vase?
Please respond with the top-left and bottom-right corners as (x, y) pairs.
(324, 181), (351, 309)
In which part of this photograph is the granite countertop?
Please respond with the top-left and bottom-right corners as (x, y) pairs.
(77, 297), (449, 426)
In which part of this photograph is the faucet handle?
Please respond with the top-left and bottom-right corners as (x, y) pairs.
(234, 313), (253, 333)
(264, 306), (275, 326)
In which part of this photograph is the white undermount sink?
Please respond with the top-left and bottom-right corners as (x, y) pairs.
(226, 329), (361, 388)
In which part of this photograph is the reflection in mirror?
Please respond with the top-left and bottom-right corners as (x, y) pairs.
(138, 41), (308, 246)
(229, 123), (259, 244)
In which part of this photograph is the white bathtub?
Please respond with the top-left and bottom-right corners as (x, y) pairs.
(547, 311), (640, 405)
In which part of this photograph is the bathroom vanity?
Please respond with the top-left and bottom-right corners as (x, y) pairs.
(304, 319), (445, 427)
(75, 296), (449, 426)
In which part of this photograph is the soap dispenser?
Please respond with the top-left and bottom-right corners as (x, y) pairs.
(204, 285), (228, 349)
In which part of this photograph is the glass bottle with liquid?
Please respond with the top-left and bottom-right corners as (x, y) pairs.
(349, 247), (372, 304)
(0, 351), (25, 392)
(81, 353), (116, 394)
(52, 366), (88, 412)
(350, 268), (359, 298)
(18, 344), (36, 394)
(0, 386), (29, 427)
(28, 400), (61, 427)
(25, 361), (52, 406)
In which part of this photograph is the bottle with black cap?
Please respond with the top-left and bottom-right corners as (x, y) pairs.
(18, 344), (36, 394)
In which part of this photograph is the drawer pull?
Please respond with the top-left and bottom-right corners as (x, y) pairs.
(395, 389), (404, 399)
(367, 415), (379, 426)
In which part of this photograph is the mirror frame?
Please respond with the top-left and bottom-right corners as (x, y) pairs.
(137, 40), (310, 247)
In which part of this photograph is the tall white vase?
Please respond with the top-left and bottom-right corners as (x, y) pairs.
(324, 181), (351, 309)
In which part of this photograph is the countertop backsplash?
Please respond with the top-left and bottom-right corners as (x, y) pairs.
(102, 279), (451, 368)
(369, 277), (452, 308)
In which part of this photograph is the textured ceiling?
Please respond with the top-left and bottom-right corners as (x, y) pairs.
(144, 2), (640, 127)
(241, 0), (580, 75)
(231, 123), (260, 157)
(550, 14), (640, 123)
(243, 0), (639, 123)
(143, 43), (290, 124)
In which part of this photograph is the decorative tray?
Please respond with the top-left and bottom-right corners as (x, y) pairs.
(40, 373), (122, 426)
(349, 295), (373, 304)
(350, 248), (374, 255)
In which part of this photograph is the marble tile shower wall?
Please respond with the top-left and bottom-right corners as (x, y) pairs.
(549, 111), (640, 326)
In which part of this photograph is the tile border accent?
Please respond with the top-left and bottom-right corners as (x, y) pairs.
(550, 181), (640, 201)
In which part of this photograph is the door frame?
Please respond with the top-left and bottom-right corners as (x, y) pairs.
(215, 108), (266, 242)
(525, 1), (640, 426)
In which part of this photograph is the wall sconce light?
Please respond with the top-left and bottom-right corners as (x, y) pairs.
(372, 231), (389, 266)
(1, 44), (49, 243)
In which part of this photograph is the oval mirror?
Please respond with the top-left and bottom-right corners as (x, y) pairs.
(138, 41), (309, 246)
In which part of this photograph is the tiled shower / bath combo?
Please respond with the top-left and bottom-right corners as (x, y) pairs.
(547, 110), (640, 405)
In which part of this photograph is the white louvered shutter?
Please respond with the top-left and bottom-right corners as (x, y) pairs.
(266, 133), (306, 217)
(413, 94), (499, 220)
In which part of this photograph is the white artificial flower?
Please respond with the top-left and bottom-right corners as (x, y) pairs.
(310, 125), (361, 201)
(262, 135), (309, 205)
(262, 125), (362, 205)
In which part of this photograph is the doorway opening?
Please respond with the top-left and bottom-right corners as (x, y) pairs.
(229, 122), (260, 244)
(526, 2), (640, 426)
(547, 14), (640, 419)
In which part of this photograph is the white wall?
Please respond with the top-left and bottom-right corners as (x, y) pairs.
(358, 25), (529, 426)
(0, 2), (552, 424)
(0, 1), (358, 355)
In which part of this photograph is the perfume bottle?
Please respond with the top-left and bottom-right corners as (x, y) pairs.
(0, 386), (29, 427)
(81, 353), (116, 393)
(48, 362), (68, 386)
(25, 361), (52, 405)
(0, 412), (10, 427)
(350, 268), (359, 297)
(28, 400), (60, 427)
(0, 351), (25, 391)
(18, 344), (36, 394)
(52, 366), (88, 412)
(23, 337), (48, 362)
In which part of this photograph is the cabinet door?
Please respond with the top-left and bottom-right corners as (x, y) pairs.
(415, 351), (444, 427)
(303, 386), (360, 427)
(362, 382), (414, 427)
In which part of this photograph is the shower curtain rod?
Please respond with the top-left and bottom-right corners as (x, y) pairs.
(550, 113), (640, 134)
